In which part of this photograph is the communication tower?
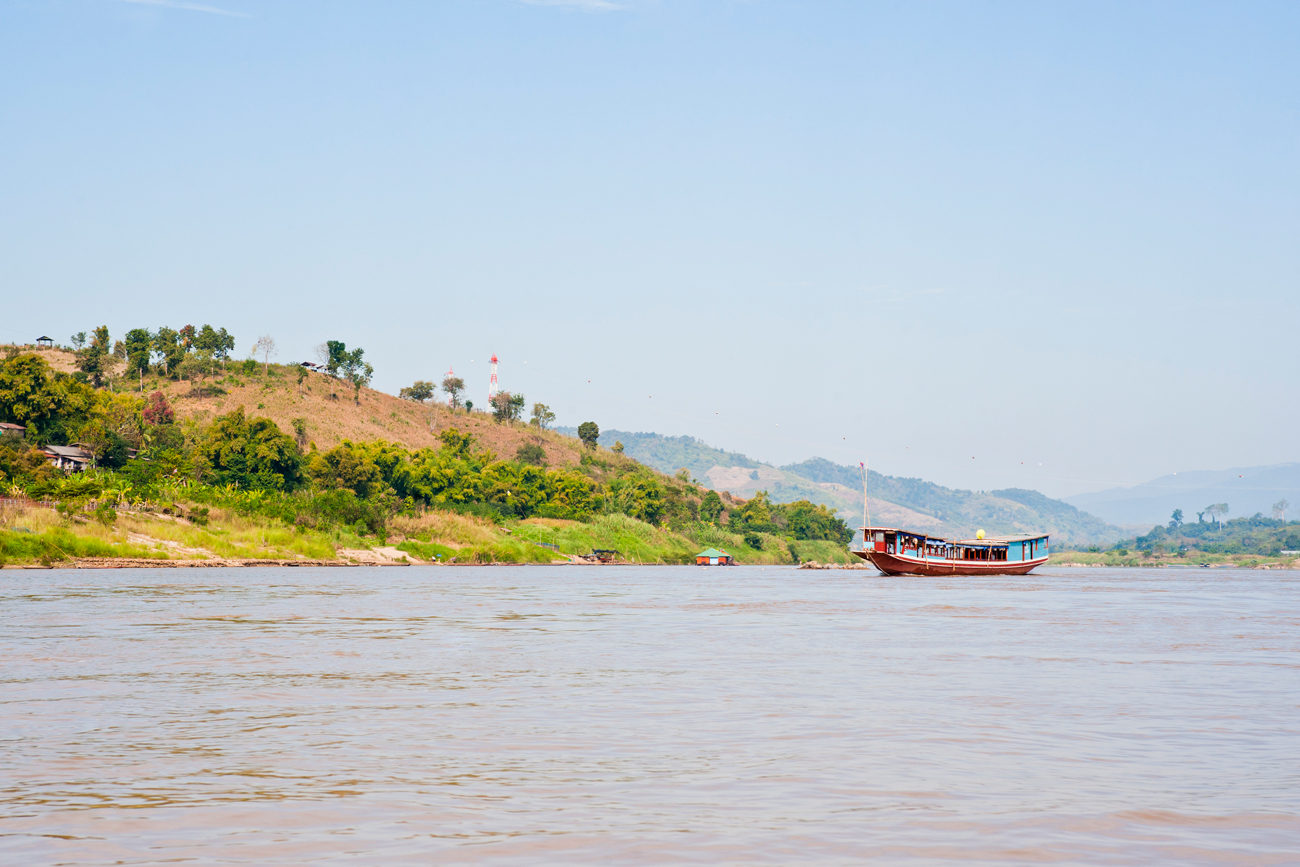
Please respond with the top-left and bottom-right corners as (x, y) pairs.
(488, 355), (499, 402)
(445, 365), (455, 406)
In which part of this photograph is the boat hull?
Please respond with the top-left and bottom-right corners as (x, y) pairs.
(853, 549), (1047, 576)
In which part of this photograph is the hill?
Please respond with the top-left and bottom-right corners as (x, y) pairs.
(1064, 463), (1300, 527)
(592, 429), (1124, 546)
(0, 344), (860, 566)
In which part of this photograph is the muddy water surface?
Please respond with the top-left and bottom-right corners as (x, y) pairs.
(1, 565), (1297, 864)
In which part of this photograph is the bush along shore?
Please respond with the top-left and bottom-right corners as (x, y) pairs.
(1052, 511), (1300, 570)
(1, 346), (855, 567)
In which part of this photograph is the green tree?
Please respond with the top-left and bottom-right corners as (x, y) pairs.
(516, 442), (547, 466)
(401, 381), (435, 402)
(75, 326), (111, 387)
(187, 324), (222, 394)
(71, 332), (87, 350)
(530, 402), (555, 429)
(1273, 499), (1289, 521)
(442, 374), (465, 409)
(1169, 509), (1184, 530)
(306, 441), (386, 499)
(123, 328), (153, 385)
(699, 489), (723, 522)
(214, 327), (235, 369)
(340, 348), (372, 404)
(178, 324), (196, 351)
(491, 391), (525, 424)
(577, 421), (600, 450)
(194, 324), (219, 354)
(0, 353), (97, 442)
(325, 340), (349, 376)
(612, 440), (624, 454)
(198, 407), (304, 490)
(464, 399), (473, 412)
(153, 327), (186, 377)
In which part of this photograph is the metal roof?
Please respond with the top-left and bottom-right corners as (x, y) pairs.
(43, 445), (91, 458)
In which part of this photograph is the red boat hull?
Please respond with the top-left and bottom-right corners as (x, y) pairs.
(854, 550), (1047, 576)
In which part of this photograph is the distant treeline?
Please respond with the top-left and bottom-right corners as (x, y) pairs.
(1123, 511), (1300, 557)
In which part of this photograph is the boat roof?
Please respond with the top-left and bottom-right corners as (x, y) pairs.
(859, 526), (1048, 545)
(697, 548), (730, 557)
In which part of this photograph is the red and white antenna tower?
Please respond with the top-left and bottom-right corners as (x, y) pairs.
(445, 365), (456, 406)
(488, 354), (499, 402)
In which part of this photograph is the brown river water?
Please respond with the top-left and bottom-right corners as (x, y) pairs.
(1, 565), (1297, 865)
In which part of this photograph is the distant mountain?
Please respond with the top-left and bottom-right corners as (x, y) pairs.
(1064, 463), (1300, 527)
(566, 429), (1124, 546)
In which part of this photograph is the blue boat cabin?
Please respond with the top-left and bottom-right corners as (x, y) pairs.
(852, 528), (1049, 562)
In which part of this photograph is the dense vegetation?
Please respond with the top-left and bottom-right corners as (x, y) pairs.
(0, 346), (850, 563)
(1122, 512), (1300, 558)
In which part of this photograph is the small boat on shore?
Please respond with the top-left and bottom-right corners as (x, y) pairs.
(849, 527), (1049, 576)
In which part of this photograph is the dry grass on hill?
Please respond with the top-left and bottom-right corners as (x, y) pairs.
(4, 344), (587, 463)
(162, 367), (589, 463)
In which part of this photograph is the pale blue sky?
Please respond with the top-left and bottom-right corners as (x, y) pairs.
(2, 0), (1297, 498)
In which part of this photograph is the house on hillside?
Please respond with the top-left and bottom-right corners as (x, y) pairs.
(43, 445), (93, 472)
(696, 547), (734, 566)
(0, 422), (25, 439)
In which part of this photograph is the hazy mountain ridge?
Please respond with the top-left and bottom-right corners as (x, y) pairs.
(1065, 463), (1300, 526)
(585, 430), (1124, 546)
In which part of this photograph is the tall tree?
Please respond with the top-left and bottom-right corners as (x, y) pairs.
(1205, 503), (1229, 524)
(209, 327), (235, 369)
(70, 332), (87, 350)
(530, 402), (555, 429)
(153, 327), (185, 377)
(75, 325), (111, 387)
(491, 391), (513, 423)
(700, 490), (724, 523)
(577, 421), (600, 450)
(341, 348), (372, 405)
(442, 374), (465, 409)
(254, 335), (277, 376)
(1273, 499), (1290, 521)
(325, 340), (348, 376)
(124, 329), (153, 387)
(1169, 509), (1183, 530)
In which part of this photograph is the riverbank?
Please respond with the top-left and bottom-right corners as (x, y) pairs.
(0, 501), (856, 568)
(1050, 550), (1300, 570)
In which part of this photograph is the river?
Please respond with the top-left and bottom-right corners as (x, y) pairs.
(1, 565), (1297, 864)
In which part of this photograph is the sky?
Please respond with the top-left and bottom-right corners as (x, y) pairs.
(2, 0), (1297, 499)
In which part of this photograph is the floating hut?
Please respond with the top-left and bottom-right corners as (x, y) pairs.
(695, 547), (734, 566)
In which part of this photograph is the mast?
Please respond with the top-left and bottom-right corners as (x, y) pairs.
(862, 460), (870, 531)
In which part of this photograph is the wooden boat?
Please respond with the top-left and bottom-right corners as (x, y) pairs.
(849, 527), (1049, 576)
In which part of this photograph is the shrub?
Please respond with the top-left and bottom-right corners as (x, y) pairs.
(94, 502), (116, 526)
